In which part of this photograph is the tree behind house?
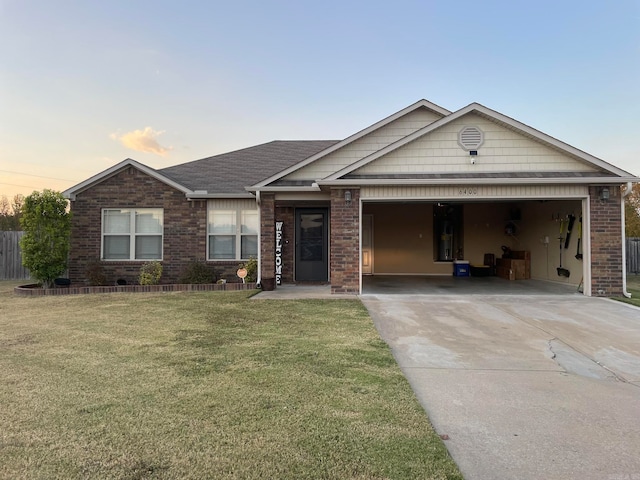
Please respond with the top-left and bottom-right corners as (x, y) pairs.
(19, 190), (71, 288)
(626, 183), (640, 237)
(0, 194), (24, 231)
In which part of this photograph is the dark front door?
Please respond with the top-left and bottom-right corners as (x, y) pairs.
(295, 208), (328, 282)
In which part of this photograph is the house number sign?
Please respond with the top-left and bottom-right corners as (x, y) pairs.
(458, 187), (479, 196)
(275, 221), (284, 285)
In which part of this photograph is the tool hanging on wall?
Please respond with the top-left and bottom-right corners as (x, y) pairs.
(575, 216), (583, 260)
(557, 218), (570, 277)
(564, 214), (576, 249)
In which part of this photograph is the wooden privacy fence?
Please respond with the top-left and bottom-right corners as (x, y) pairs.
(0, 231), (30, 280)
(628, 237), (640, 275)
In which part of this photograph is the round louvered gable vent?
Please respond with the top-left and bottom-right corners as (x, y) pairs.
(458, 126), (484, 150)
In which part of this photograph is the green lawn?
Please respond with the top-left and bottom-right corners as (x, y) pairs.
(0, 282), (461, 480)
(616, 274), (640, 307)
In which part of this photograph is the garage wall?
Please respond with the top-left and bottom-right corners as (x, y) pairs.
(508, 200), (583, 285)
(463, 203), (513, 266)
(363, 203), (440, 274)
(364, 203), (510, 275)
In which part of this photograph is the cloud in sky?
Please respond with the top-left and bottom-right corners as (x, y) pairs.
(111, 127), (172, 156)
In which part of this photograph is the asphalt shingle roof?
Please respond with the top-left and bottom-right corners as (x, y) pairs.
(159, 140), (339, 194)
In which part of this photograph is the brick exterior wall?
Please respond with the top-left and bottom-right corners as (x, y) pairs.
(589, 185), (623, 296)
(68, 166), (241, 286)
(259, 193), (276, 283)
(274, 206), (295, 283)
(330, 188), (360, 294)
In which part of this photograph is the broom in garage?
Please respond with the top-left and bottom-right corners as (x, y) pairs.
(557, 218), (570, 277)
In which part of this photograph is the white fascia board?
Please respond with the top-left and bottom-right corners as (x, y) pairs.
(187, 193), (255, 199)
(249, 99), (451, 189)
(247, 185), (322, 193)
(317, 176), (639, 187)
(325, 102), (638, 181)
(63, 158), (192, 200)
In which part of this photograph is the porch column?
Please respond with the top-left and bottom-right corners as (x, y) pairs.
(589, 186), (623, 296)
(330, 187), (360, 294)
(260, 193), (276, 286)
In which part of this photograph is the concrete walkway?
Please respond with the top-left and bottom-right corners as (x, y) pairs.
(361, 292), (640, 480)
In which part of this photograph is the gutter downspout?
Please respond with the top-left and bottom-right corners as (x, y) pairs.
(256, 190), (262, 286)
(622, 182), (633, 298)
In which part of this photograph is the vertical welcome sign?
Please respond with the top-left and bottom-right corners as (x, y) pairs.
(275, 221), (283, 285)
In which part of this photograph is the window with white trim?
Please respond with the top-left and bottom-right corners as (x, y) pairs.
(102, 208), (163, 260)
(208, 201), (258, 260)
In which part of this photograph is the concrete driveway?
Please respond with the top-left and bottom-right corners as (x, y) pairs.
(361, 291), (640, 480)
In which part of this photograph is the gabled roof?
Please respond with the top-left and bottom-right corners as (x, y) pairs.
(64, 101), (637, 201)
(249, 99), (451, 190)
(63, 158), (193, 200)
(319, 103), (637, 185)
(63, 141), (339, 200)
(161, 140), (338, 197)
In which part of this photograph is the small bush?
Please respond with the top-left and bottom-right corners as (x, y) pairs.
(139, 261), (163, 285)
(86, 261), (107, 286)
(179, 261), (216, 284)
(239, 257), (257, 282)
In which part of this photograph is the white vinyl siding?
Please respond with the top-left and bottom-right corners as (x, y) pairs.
(208, 199), (258, 261)
(352, 113), (600, 176)
(102, 208), (163, 260)
(360, 184), (589, 200)
(283, 108), (442, 181)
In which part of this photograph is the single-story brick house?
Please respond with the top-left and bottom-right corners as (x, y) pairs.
(64, 99), (638, 296)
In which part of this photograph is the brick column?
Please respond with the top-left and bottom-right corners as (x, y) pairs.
(275, 206), (295, 283)
(260, 193), (276, 283)
(330, 188), (360, 294)
(589, 186), (623, 296)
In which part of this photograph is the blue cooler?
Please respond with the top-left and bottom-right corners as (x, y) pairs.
(453, 260), (470, 277)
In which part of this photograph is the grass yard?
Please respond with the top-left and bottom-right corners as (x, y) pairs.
(616, 274), (640, 308)
(0, 282), (461, 480)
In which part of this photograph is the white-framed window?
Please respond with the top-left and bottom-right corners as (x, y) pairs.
(208, 200), (258, 260)
(102, 208), (163, 260)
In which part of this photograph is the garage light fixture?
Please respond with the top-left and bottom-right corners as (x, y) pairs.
(344, 190), (352, 205)
(599, 187), (610, 201)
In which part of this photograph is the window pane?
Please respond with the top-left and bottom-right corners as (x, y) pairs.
(136, 210), (163, 234)
(299, 213), (324, 261)
(135, 236), (162, 259)
(104, 210), (130, 234)
(241, 235), (257, 259)
(210, 236), (235, 259)
(241, 211), (258, 235)
(104, 236), (130, 259)
(209, 211), (236, 234)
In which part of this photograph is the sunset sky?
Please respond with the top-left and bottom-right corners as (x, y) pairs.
(1, 0), (639, 201)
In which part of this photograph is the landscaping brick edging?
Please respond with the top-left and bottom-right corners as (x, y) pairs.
(14, 282), (258, 296)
